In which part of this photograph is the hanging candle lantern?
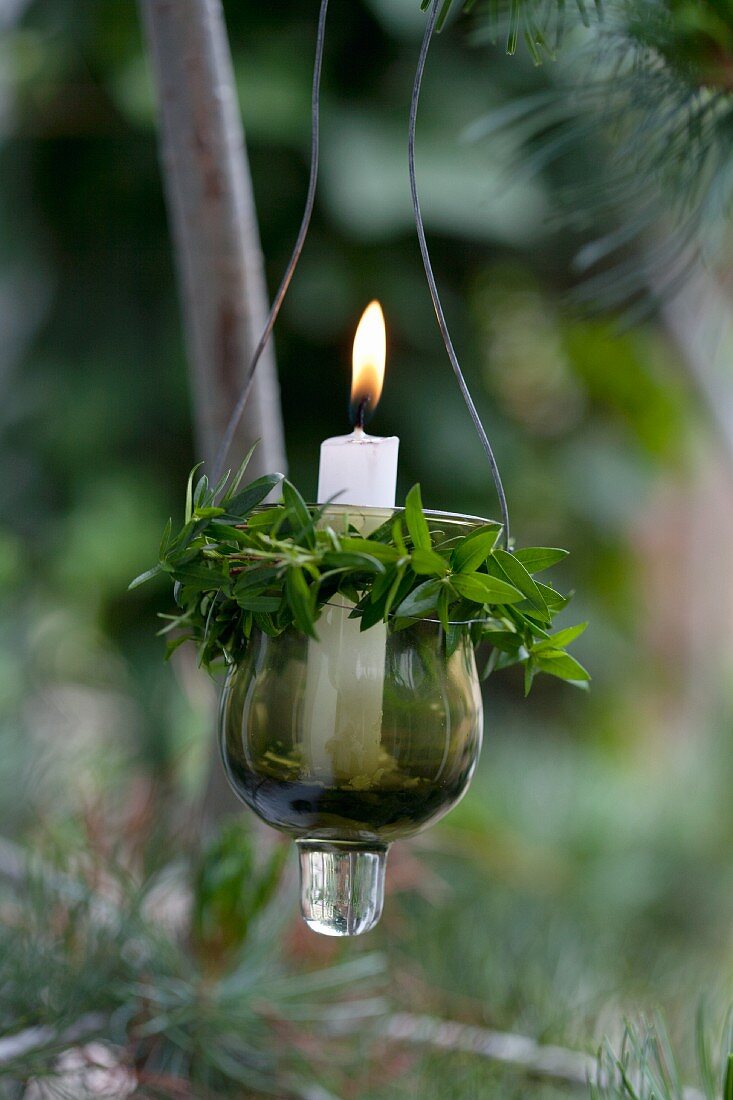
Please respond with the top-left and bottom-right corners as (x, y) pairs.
(218, 306), (484, 935)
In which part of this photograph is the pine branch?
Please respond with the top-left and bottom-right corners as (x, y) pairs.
(420, 0), (603, 57)
(461, 2), (733, 311)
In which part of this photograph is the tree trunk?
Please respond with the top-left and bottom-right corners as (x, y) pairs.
(139, 0), (287, 824)
(138, 0), (287, 481)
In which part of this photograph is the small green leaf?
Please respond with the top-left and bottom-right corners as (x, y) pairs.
(321, 551), (384, 574)
(236, 594), (281, 612)
(164, 634), (191, 660)
(185, 462), (205, 523)
(159, 517), (173, 558)
(208, 522), (249, 543)
(404, 484), (431, 552)
(285, 567), (316, 637)
(411, 548), (449, 576)
(494, 648), (524, 671)
(392, 518), (407, 556)
(244, 506), (283, 529)
(383, 564), (408, 620)
(129, 565), (162, 590)
(359, 594), (388, 631)
(395, 578), (442, 618)
(170, 563), (225, 591)
(513, 547), (568, 573)
(223, 474), (284, 520)
(220, 441), (258, 503)
(339, 537), (401, 564)
(193, 474), (209, 508)
(524, 659), (536, 696)
(724, 1052), (733, 1100)
(233, 566), (280, 593)
(535, 651), (591, 681)
(194, 506), (226, 519)
(254, 611), (281, 637)
(492, 549), (548, 617)
(450, 572), (523, 605)
(282, 480), (316, 548)
(534, 622), (588, 651)
(370, 565), (398, 604)
(209, 468), (232, 502)
(437, 585), (450, 632)
(446, 622), (466, 657)
(452, 524), (501, 573)
(536, 582), (569, 610)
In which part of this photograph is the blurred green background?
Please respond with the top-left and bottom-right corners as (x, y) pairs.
(3, 0), (733, 1097)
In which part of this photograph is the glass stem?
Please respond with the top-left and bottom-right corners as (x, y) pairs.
(296, 840), (388, 936)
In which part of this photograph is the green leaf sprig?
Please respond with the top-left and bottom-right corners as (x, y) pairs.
(131, 448), (589, 693)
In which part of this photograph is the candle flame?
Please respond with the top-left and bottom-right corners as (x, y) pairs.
(351, 300), (386, 428)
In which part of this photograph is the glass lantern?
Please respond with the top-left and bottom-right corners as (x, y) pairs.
(219, 508), (488, 936)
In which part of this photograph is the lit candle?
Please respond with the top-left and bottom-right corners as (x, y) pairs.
(303, 301), (399, 784)
(317, 301), (399, 508)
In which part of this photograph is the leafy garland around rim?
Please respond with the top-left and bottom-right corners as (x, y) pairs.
(131, 448), (589, 695)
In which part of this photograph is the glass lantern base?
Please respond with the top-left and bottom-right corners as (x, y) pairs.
(297, 840), (388, 936)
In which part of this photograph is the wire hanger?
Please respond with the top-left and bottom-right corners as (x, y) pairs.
(214, 0), (510, 548)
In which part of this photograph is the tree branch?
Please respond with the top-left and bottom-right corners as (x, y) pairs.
(384, 1013), (595, 1089)
(0, 1015), (106, 1068)
(381, 1014), (705, 1099)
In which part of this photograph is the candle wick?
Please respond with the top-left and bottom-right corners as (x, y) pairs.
(354, 396), (369, 430)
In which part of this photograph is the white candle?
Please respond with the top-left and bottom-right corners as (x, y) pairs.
(317, 428), (399, 509)
(303, 302), (399, 784)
